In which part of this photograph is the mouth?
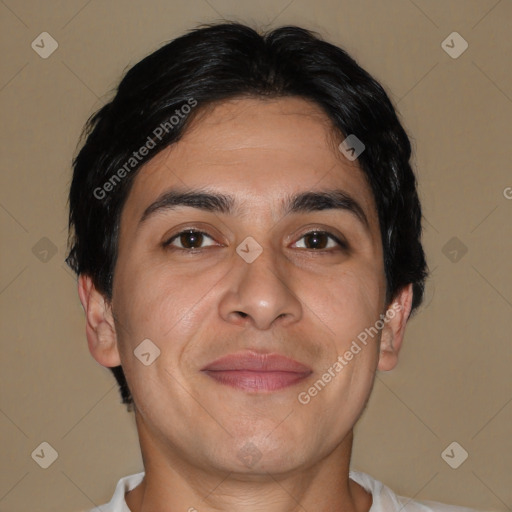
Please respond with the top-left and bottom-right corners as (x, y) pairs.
(201, 351), (313, 392)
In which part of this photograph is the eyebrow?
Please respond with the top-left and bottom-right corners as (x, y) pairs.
(139, 188), (370, 231)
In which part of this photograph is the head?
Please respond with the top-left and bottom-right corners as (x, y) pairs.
(66, 22), (428, 473)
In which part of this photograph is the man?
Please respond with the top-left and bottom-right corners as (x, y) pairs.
(66, 22), (482, 512)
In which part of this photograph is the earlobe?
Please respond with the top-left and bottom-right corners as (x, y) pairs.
(78, 274), (121, 368)
(377, 283), (414, 371)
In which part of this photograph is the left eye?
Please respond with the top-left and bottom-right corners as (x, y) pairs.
(293, 231), (343, 250)
(165, 230), (217, 250)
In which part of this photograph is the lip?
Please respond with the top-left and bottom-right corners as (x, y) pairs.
(201, 351), (312, 392)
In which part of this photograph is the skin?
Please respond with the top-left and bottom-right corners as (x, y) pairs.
(79, 97), (413, 512)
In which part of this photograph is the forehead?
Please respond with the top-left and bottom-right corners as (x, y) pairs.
(122, 97), (379, 230)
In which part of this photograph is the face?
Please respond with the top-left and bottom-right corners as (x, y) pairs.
(92, 97), (398, 474)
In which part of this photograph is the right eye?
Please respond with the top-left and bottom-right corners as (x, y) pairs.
(163, 229), (217, 250)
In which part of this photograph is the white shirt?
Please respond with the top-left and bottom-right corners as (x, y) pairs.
(86, 470), (483, 511)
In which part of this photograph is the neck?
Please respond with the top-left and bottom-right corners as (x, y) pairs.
(125, 412), (372, 512)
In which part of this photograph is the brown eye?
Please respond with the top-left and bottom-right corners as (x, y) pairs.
(304, 231), (329, 249)
(293, 231), (345, 250)
(165, 230), (216, 250)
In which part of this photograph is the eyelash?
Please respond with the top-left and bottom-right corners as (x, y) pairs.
(163, 229), (348, 252)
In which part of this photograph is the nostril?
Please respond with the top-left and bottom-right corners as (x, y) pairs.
(236, 311), (248, 318)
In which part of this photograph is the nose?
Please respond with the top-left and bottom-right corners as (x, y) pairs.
(218, 245), (303, 330)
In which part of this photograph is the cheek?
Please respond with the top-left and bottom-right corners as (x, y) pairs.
(112, 255), (226, 348)
(110, 261), (213, 409)
(298, 262), (384, 344)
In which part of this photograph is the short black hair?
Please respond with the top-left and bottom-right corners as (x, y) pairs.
(66, 22), (429, 409)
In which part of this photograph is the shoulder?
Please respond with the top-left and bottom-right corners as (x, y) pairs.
(85, 472), (145, 512)
(349, 469), (486, 512)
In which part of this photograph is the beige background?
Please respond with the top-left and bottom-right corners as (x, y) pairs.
(1, 0), (511, 510)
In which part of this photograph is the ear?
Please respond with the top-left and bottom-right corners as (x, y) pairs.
(78, 274), (121, 367)
(377, 283), (414, 371)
